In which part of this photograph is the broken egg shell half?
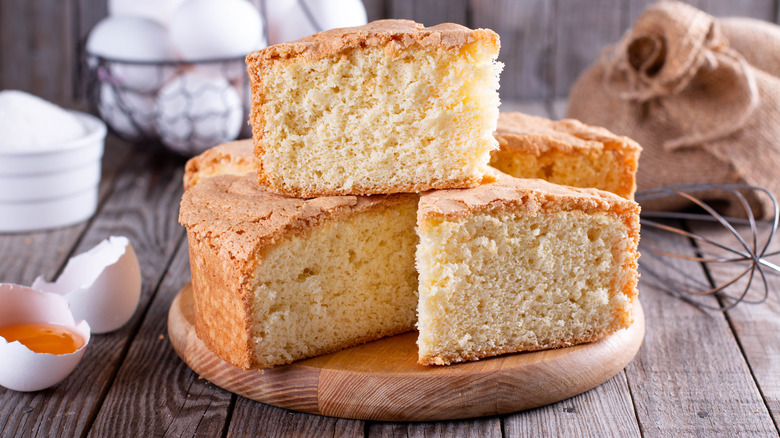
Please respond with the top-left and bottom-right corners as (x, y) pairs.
(0, 283), (91, 392)
(32, 236), (141, 334)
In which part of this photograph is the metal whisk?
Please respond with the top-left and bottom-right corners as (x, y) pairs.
(636, 184), (779, 311)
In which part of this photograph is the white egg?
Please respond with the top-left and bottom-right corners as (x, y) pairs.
(108, 0), (188, 25)
(98, 83), (157, 139)
(86, 16), (175, 61)
(0, 284), (90, 392)
(155, 71), (244, 155)
(32, 236), (142, 334)
(86, 16), (177, 91)
(264, 0), (367, 45)
(169, 0), (265, 60)
(192, 57), (249, 83)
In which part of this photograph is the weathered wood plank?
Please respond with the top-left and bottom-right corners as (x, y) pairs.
(504, 371), (641, 438)
(0, 0), (76, 106)
(0, 150), (186, 437)
(627, 220), (777, 437)
(502, 97), (568, 121)
(551, 0), (623, 99)
(75, 0), (107, 45)
(388, 0), (469, 26)
(550, 97), (569, 121)
(627, 0), (777, 32)
(500, 100), (549, 118)
(367, 417), (500, 438)
(227, 401), (364, 437)
(363, 0), (387, 23)
(86, 240), (235, 437)
(687, 219), (780, 427)
(73, 0), (109, 105)
(472, 0), (554, 101)
(699, 0), (776, 19)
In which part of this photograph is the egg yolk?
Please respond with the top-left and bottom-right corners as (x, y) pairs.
(0, 323), (85, 355)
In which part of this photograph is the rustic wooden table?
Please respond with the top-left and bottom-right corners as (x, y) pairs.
(1, 102), (778, 437)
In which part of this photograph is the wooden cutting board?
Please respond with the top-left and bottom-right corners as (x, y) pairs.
(168, 283), (644, 421)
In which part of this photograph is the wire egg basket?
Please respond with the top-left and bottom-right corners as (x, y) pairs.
(83, 53), (251, 156)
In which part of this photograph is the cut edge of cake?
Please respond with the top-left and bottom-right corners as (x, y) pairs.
(415, 175), (640, 366)
(179, 173), (419, 369)
(246, 19), (503, 197)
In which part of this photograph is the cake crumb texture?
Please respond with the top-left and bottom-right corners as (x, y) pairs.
(416, 177), (640, 365)
(180, 174), (419, 369)
(250, 197), (419, 367)
(247, 20), (503, 196)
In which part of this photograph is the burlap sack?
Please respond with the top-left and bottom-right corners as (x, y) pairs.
(567, 1), (780, 218)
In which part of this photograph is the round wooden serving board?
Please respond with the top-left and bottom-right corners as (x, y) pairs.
(168, 283), (644, 421)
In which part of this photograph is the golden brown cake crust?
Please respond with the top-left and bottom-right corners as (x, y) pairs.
(180, 174), (416, 255)
(491, 112), (641, 199)
(179, 173), (417, 369)
(247, 19), (499, 63)
(186, 229), (253, 369)
(183, 139), (256, 191)
(494, 112), (641, 155)
(419, 174), (640, 221)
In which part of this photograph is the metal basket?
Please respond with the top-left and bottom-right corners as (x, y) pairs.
(83, 53), (251, 156)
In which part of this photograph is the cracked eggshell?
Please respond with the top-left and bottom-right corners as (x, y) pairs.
(0, 284), (91, 392)
(32, 236), (142, 334)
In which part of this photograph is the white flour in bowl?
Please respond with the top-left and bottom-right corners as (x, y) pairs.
(0, 90), (87, 151)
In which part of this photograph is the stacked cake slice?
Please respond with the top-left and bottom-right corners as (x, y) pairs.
(179, 20), (640, 370)
(416, 176), (639, 365)
(246, 20), (502, 197)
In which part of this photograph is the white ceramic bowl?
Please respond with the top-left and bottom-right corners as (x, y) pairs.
(0, 112), (107, 233)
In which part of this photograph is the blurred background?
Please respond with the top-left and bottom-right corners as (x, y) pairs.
(0, 0), (777, 111)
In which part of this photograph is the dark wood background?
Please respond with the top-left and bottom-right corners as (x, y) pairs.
(1, 0), (778, 108)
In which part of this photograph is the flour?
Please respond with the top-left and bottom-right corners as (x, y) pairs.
(0, 90), (87, 151)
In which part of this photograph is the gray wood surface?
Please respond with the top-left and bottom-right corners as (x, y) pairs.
(551, 0), (623, 98)
(630, 220), (777, 437)
(688, 221), (780, 428)
(368, 419), (502, 438)
(0, 0), (76, 105)
(3, 0), (780, 105)
(85, 242), (235, 438)
(388, 0), (470, 27)
(504, 373), (641, 438)
(472, 0), (555, 103)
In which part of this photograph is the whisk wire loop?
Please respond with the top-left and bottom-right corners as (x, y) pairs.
(636, 183), (779, 311)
